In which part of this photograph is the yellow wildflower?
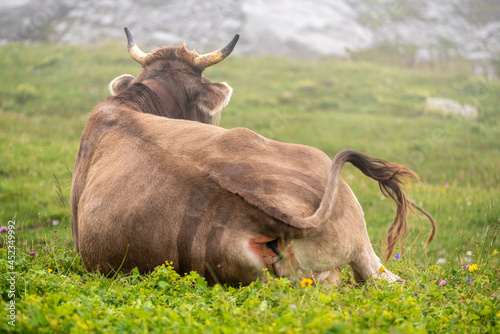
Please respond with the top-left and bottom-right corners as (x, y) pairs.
(468, 264), (478, 272)
(493, 249), (499, 255)
(48, 269), (53, 273)
(379, 266), (386, 273)
(300, 278), (314, 287)
(440, 188), (446, 194)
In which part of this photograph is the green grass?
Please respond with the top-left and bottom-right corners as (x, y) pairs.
(0, 42), (499, 332)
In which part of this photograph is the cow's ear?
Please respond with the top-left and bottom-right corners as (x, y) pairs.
(109, 74), (135, 96)
(196, 82), (233, 116)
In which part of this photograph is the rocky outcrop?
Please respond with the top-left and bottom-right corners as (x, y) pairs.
(426, 97), (478, 119)
(1, 0), (499, 76)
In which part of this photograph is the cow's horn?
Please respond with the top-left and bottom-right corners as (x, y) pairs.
(194, 34), (240, 68)
(124, 27), (148, 65)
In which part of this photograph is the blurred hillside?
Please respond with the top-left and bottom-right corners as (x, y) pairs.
(0, 0), (499, 78)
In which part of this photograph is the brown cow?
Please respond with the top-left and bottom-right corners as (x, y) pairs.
(72, 122), (435, 286)
(71, 30), (435, 287)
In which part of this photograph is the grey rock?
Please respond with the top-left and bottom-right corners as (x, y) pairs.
(426, 97), (478, 119)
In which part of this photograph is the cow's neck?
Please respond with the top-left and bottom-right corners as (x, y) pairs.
(113, 81), (212, 123)
(141, 80), (184, 118)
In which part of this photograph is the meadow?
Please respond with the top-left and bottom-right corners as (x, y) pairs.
(0, 42), (499, 333)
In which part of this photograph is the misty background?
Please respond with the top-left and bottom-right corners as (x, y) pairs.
(1, 0), (499, 79)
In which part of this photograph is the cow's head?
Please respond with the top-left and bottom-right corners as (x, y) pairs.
(109, 27), (239, 124)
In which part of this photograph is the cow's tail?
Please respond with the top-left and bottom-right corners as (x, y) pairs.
(299, 149), (435, 262)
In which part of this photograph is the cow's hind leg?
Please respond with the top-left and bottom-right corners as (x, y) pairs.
(348, 244), (402, 284)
